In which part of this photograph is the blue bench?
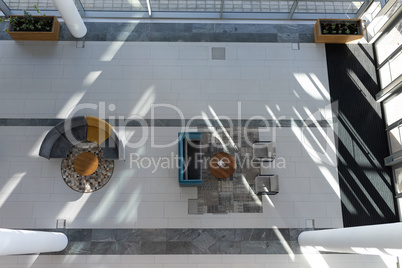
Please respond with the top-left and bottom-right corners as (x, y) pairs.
(178, 132), (203, 186)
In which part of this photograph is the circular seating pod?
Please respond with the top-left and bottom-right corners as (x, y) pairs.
(61, 142), (114, 193)
(39, 116), (124, 160)
(39, 116), (124, 193)
(39, 116), (87, 159)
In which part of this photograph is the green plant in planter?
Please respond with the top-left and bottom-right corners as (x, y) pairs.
(321, 22), (359, 35)
(3, 5), (53, 33)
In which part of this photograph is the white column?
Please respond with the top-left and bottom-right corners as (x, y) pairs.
(0, 228), (68, 255)
(52, 0), (87, 38)
(298, 222), (402, 256)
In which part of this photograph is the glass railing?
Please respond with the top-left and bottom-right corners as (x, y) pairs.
(151, 0), (221, 12)
(223, 0), (293, 13)
(3, 0), (55, 10)
(0, 0), (367, 19)
(294, 1), (364, 13)
(82, 0), (148, 11)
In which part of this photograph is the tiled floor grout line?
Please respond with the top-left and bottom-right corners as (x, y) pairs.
(0, 118), (332, 127)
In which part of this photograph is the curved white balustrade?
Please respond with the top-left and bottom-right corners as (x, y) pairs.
(299, 222), (402, 256)
(0, 228), (68, 255)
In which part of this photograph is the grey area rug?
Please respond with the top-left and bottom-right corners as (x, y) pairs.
(197, 128), (263, 214)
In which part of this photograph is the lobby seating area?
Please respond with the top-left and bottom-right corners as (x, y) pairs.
(0, 17), (399, 266)
(39, 116), (121, 160)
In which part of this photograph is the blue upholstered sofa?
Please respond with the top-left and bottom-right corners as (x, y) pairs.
(178, 132), (203, 186)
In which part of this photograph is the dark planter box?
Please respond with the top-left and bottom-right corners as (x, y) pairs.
(8, 16), (60, 41)
(314, 19), (363, 44)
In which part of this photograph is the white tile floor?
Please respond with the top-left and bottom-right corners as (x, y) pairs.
(0, 41), (391, 267)
(0, 254), (398, 268)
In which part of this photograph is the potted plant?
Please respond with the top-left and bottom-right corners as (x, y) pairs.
(314, 19), (363, 44)
(1, 5), (60, 41)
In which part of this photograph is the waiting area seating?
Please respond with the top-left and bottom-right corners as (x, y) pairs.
(254, 175), (279, 195)
(178, 132), (203, 186)
(39, 116), (123, 160)
(252, 141), (276, 162)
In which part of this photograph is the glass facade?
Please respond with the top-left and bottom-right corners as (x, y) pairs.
(0, 0), (374, 19)
(375, 14), (402, 89)
(375, 20), (402, 66)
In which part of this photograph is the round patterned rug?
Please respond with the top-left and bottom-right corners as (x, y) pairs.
(61, 142), (114, 193)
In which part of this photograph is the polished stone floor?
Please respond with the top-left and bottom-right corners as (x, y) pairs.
(46, 228), (305, 255)
(0, 21), (316, 43)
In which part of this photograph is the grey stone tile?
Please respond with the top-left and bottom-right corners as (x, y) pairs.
(59, 24), (77, 41)
(209, 241), (241, 254)
(92, 229), (117, 241)
(265, 240), (289, 254)
(255, 24), (278, 34)
(166, 241), (193, 254)
(150, 23), (178, 33)
(63, 241), (92, 254)
(91, 242), (117, 254)
(67, 229), (92, 241)
(214, 24), (237, 33)
(277, 32), (299, 43)
(234, 33), (260, 42)
(275, 24), (310, 34)
(132, 23), (151, 33)
(210, 229), (237, 241)
(234, 228), (290, 241)
(192, 23), (215, 33)
(147, 32), (190, 42)
(289, 228), (309, 241)
(209, 33), (238, 42)
(188, 33), (210, 42)
(141, 229), (167, 241)
(119, 31), (139, 41)
(299, 33), (315, 43)
(4, 119), (29, 126)
(33, 228), (314, 255)
(166, 229), (201, 241)
(87, 33), (108, 41)
(30, 119), (62, 126)
(240, 241), (270, 254)
(1, 21), (315, 43)
(255, 33), (279, 42)
(116, 229), (142, 242)
(289, 240), (303, 254)
(141, 241), (167, 254)
(116, 241), (141, 255)
(177, 23), (194, 33)
(192, 231), (216, 253)
(233, 24), (257, 33)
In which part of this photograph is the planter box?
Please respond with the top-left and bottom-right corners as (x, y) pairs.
(8, 16), (60, 41)
(314, 19), (363, 44)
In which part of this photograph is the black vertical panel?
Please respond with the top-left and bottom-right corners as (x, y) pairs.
(325, 44), (398, 227)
